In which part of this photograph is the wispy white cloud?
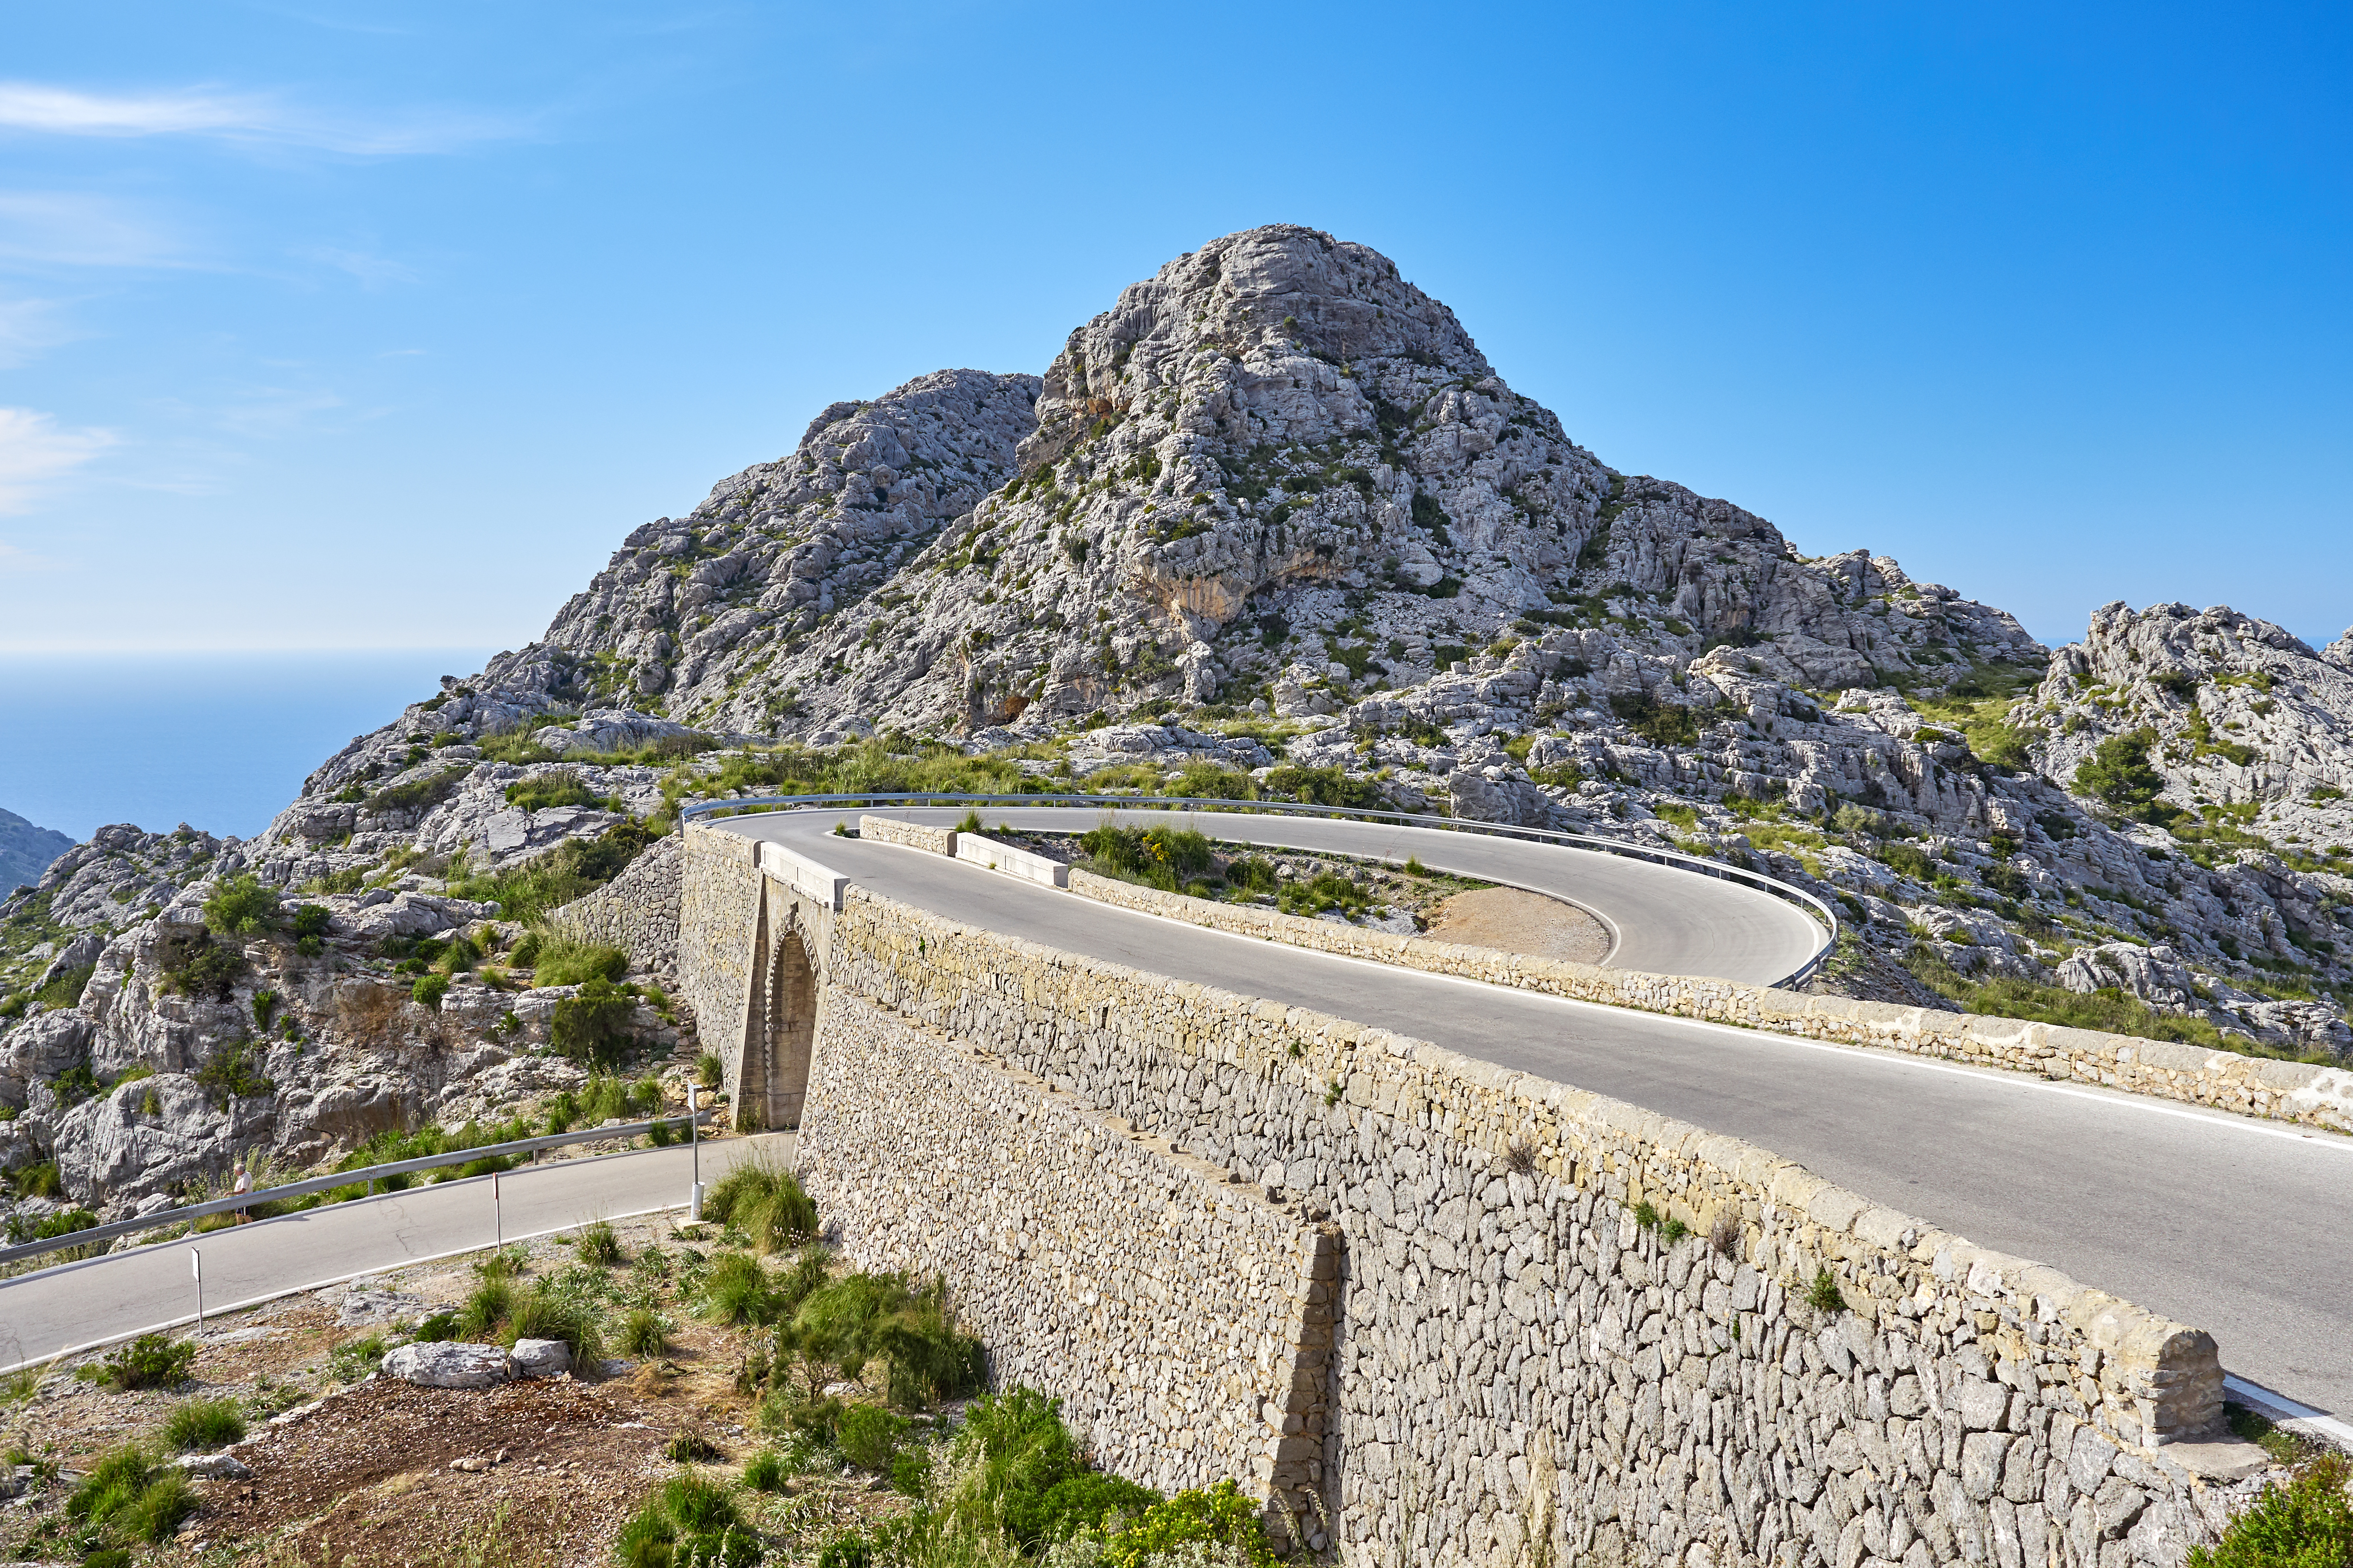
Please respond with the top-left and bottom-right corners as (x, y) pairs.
(0, 81), (525, 155)
(0, 192), (181, 269)
(0, 294), (79, 368)
(298, 244), (420, 289)
(0, 406), (115, 512)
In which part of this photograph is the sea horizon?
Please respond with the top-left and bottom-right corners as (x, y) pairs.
(0, 649), (502, 847)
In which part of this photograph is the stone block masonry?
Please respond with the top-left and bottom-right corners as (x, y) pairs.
(1067, 869), (2353, 1139)
(680, 827), (2262, 1567)
(549, 832), (683, 971)
(800, 988), (1337, 1516)
(855, 815), (958, 857)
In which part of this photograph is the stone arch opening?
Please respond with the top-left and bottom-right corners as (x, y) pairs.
(737, 887), (818, 1132)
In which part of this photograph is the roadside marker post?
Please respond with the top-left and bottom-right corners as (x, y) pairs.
(688, 1086), (704, 1222)
(492, 1171), (503, 1250)
(191, 1247), (203, 1331)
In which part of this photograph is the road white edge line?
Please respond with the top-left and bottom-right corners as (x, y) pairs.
(2225, 1373), (2353, 1450)
(0, 1202), (693, 1376)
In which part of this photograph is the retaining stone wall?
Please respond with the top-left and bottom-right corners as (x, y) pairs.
(801, 988), (1336, 1517)
(801, 884), (2252, 1568)
(549, 832), (683, 972)
(1068, 870), (2353, 1138)
(677, 825), (764, 1061)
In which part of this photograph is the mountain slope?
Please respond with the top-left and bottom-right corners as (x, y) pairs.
(8, 223), (2353, 1227)
(0, 807), (71, 897)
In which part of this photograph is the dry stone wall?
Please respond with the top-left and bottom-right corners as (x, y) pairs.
(1067, 869), (2353, 1137)
(800, 988), (1337, 1517)
(787, 879), (2254, 1568)
(677, 824), (765, 1063)
(549, 832), (684, 971)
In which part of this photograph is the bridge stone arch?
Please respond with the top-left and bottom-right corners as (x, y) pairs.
(733, 873), (829, 1130)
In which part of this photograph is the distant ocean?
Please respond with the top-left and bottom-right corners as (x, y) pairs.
(0, 651), (501, 845)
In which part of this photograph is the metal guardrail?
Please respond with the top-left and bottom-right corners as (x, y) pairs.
(680, 791), (1840, 987)
(0, 1111), (712, 1270)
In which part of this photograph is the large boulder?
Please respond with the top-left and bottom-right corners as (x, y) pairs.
(381, 1342), (513, 1389)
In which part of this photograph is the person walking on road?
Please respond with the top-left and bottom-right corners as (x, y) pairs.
(231, 1158), (252, 1224)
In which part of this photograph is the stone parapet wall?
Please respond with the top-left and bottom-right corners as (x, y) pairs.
(799, 988), (1336, 1517)
(1068, 869), (2353, 1138)
(812, 884), (2250, 1568)
(855, 815), (957, 857)
(549, 832), (684, 972)
(677, 824), (764, 1057)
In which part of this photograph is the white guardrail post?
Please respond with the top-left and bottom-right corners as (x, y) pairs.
(683, 790), (1839, 986)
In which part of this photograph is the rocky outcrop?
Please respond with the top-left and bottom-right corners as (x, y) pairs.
(0, 807), (70, 897)
(12, 223), (2353, 1222)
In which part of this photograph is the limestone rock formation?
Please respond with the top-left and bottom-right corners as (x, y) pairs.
(10, 223), (2353, 1223)
(0, 807), (71, 897)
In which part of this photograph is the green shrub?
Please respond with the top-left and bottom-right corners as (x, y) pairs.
(533, 934), (630, 987)
(459, 1277), (514, 1339)
(698, 1252), (783, 1327)
(81, 1334), (194, 1392)
(617, 1469), (763, 1568)
(942, 1385), (1076, 1529)
(703, 1159), (818, 1255)
(413, 1310), (460, 1343)
(2190, 1453), (2353, 1568)
(1079, 823), (1215, 890)
(366, 766), (469, 817)
(291, 903), (332, 944)
(329, 1332), (389, 1383)
(743, 1449), (789, 1492)
(1806, 1267), (1846, 1314)
(617, 1307), (669, 1356)
(446, 819), (657, 926)
(204, 874), (281, 936)
(412, 972), (450, 1009)
(509, 931), (543, 970)
(66, 1443), (197, 1546)
(506, 1280), (606, 1370)
(1277, 871), (1370, 919)
(162, 1395), (247, 1451)
(578, 1220), (624, 1266)
(1263, 764), (1383, 808)
(162, 931), (245, 1000)
(194, 1039), (273, 1108)
(1009, 1471), (1164, 1547)
(1608, 690), (1702, 748)
(2075, 728), (2177, 823)
(32, 962), (94, 1011)
(889, 1446), (932, 1498)
(836, 1404), (909, 1471)
(1878, 842), (1935, 882)
(695, 1051), (723, 1089)
(551, 978), (637, 1070)
(792, 1273), (984, 1407)
(12, 1159), (63, 1198)
(1101, 1478), (1283, 1568)
(506, 773), (598, 813)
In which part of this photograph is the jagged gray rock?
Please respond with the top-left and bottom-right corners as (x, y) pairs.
(10, 223), (2353, 1223)
(0, 807), (70, 897)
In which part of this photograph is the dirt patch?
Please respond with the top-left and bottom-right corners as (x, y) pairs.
(187, 1376), (666, 1566)
(1422, 885), (1611, 965)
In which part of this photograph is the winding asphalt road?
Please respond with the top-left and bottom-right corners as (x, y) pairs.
(0, 1137), (788, 1370)
(8, 804), (2347, 1432)
(734, 805), (2353, 1423)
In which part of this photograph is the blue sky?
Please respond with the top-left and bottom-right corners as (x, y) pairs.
(0, 1), (2346, 654)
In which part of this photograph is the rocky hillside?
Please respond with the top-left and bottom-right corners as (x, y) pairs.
(0, 807), (70, 897)
(8, 223), (2353, 1231)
